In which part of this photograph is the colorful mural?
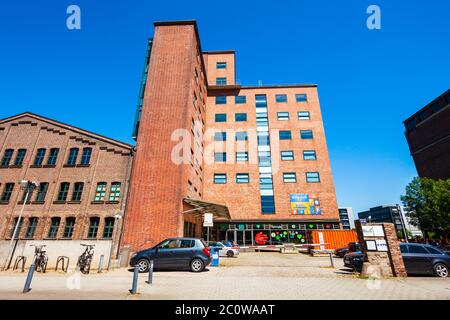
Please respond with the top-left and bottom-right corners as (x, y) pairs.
(290, 194), (321, 215)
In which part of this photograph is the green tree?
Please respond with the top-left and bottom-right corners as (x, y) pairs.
(401, 177), (450, 239)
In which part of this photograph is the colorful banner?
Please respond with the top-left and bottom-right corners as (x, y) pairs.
(290, 194), (321, 215)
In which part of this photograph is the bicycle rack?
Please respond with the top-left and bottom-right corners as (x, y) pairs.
(56, 256), (70, 273)
(13, 256), (27, 272)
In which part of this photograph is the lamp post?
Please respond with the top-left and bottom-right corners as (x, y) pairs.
(107, 212), (123, 271)
(2, 180), (39, 271)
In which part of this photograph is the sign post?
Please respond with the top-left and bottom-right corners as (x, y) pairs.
(203, 213), (213, 243)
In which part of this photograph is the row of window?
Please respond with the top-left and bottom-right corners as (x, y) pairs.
(0, 182), (122, 203)
(0, 147), (92, 168)
(215, 94), (308, 105)
(213, 130), (314, 142)
(213, 172), (321, 184)
(214, 112), (310, 122)
(213, 150), (316, 162)
(9, 216), (115, 240)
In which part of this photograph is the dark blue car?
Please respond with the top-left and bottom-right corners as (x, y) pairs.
(129, 237), (212, 273)
(400, 243), (450, 277)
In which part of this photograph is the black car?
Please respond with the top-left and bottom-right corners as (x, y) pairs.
(343, 251), (364, 271)
(129, 237), (212, 273)
(400, 243), (449, 277)
(335, 242), (362, 258)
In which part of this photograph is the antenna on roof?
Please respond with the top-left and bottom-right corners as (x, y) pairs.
(258, 80), (263, 86)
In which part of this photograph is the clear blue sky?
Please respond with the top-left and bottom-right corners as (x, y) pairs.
(0, 1), (449, 215)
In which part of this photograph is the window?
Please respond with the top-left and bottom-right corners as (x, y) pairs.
(1, 149), (14, 167)
(235, 113), (247, 122)
(426, 246), (443, 255)
(103, 217), (115, 239)
(21, 187), (34, 203)
(214, 173), (226, 184)
(298, 111), (310, 120)
(303, 150), (317, 160)
(277, 112), (289, 120)
(25, 217), (38, 238)
(80, 148), (92, 165)
(259, 173), (273, 190)
(256, 112), (268, 126)
(279, 130), (292, 140)
(400, 244), (408, 254)
(87, 217), (100, 239)
(62, 217), (75, 239)
(296, 94), (308, 102)
(35, 182), (49, 202)
(261, 195), (275, 214)
(108, 182), (121, 201)
(33, 148), (46, 166)
(47, 217), (60, 239)
(214, 132), (227, 141)
(215, 96), (227, 105)
(257, 132), (270, 145)
(306, 172), (320, 183)
(216, 62), (227, 69)
(275, 94), (287, 103)
(236, 173), (249, 183)
(1, 183), (14, 202)
(236, 152), (249, 162)
(235, 96), (246, 104)
(10, 217), (23, 239)
(216, 77), (227, 85)
(67, 148), (79, 166)
(407, 245), (428, 254)
(283, 173), (297, 183)
(281, 151), (294, 160)
(215, 113), (227, 122)
(57, 182), (70, 201)
(72, 182), (84, 201)
(300, 130), (313, 139)
(47, 148), (59, 166)
(258, 151), (271, 167)
(214, 152), (226, 162)
(255, 94), (267, 108)
(235, 132), (248, 141)
(14, 149), (27, 166)
(94, 182), (107, 201)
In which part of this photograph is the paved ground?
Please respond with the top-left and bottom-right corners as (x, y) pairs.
(0, 252), (449, 300)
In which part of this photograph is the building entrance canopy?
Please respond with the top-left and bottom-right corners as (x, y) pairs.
(183, 198), (231, 220)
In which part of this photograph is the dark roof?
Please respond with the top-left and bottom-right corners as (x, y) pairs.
(203, 50), (235, 55)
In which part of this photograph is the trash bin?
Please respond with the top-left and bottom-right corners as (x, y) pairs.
(210, 247), (220, 267)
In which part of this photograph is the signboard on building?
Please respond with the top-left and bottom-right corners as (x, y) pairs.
(318, 232), (325, 250)
(375, 239), (388, 252)
(203, 213), (213, 227)
(362, 225), (384, 237)
(290, 194), (321, 215)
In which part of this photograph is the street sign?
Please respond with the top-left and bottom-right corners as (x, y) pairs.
(203, 213), (213, 227)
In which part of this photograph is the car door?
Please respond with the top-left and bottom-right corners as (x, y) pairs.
(400, 244), (414, 274)
(173, 239), (196, 269)
(154, 239), (181, 269)
(407, 244), (432, 274)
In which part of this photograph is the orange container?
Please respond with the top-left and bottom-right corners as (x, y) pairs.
(310, 230), (358, 250)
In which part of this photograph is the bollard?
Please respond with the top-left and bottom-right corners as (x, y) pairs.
(98, 255), (104, 273)
(329, 252), (334, 268)
(129, 265), (139, 294)
(145, 260), (154, 285)
(23, 263), (35, 293)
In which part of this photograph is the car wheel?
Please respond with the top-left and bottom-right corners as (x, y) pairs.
(433, 263), (449, 278)
(190, 258), (205, 272)
(136, 258), (150, 273)
(226, 250), (234, 258)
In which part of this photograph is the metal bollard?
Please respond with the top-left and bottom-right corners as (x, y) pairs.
(98, 255), (104, 273)
(329, 252), (334, 268)
(23, 264), (35, 293)
(129, 265), (139, 294)
(145, 260), (154, 285)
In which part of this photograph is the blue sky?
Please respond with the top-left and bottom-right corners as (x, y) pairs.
(0, 1), (449, 215)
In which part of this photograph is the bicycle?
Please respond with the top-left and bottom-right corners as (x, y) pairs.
(76, 244), (95, 274)
(30, 244), (48, 273)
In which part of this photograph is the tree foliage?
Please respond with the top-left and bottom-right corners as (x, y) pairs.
(401, 177), (450, 239)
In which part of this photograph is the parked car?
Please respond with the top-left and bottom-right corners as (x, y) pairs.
(343, 251), (364, 271)
(220, 240), (240, 249)
(129, 238), (211, 273)
(335, 242), (362, 258)
(207, 241), (239, 257)
(400, 243), (449, 277)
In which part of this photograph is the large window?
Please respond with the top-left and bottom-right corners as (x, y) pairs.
(261, 195), (275, 214)
(236, 152), (249, 162)
(1, 149), (13, 167)
(275, 94), (288, 103)
(216, 62), (227, 69)
(296, 94), (308, 102)
(235, 96), (246, 104)
(283, 173), (297, 183)
(80, 148), (92, 165)
(108, 182), (121, 201)
(47, 148), (59, 166)
(235, 113), (247, 122)
(279, 130), (292, 140)
(258, 151), (271, 167)
(214, 152), (226, 162)
(215, 113), (227, 122)
(216, 77), (227, 85)
(103, 217), (115, 239)
(281, 151), (294, 160)
(236, 173), (249, 183)
(14, 149), (27, 166)
(71, 182), (84, 201)
(214, 174), (227, 184)
(303, 150), (317, 160)
(235, 132), (248, 141)
(67, 148), (79, 166)
(21, 187), (34, 203)
(300, 130), (314, 139)
(33, 148), (46, 166)
(25, 217), (38, 239)
(215, 96), (227, 105)
(47, 217), (60, 239)
(214, 132), (227, 141)
(277, 112), (289, 121)
(57, 182), (70, 201)
(1, 183), (14, 202)
(298, 111), (310, 120)
(94, 182), (107, 201)
(10, 217), (23, 239)
(87, 217), (100, 239)
(35, 182), (49, 202)
(62, 217), (75, 239)
(306, 172), (320, 183)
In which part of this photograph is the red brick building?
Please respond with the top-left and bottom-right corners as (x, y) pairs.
(0, 112), (133, 269)
(122, 20), (340, 252)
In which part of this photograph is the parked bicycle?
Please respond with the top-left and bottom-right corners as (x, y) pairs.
(30, 244), (48, 273)
(76, 244), (95, 274)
